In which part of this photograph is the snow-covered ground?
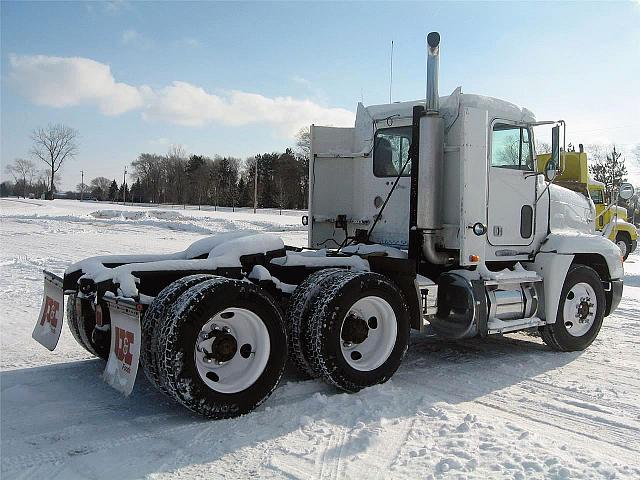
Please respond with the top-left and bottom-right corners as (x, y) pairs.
(1, 198), (639, 479)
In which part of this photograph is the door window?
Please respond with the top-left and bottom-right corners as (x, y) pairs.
(590, 188), (604, 205)
(491, 124), (533, 171)
(373, 127), (412, 177)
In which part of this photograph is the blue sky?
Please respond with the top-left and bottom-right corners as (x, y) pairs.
(2, 1), (639, 190)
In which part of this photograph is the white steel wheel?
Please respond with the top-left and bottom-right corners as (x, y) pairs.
(340, 296), (398, 371)
(616, 239), (628, 259)
(562, 282), (597, 337)
(540, 265), (606, 352)
(194, 307), (271, 394)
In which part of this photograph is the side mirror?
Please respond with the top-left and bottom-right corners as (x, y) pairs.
(544, 158), (558, 182)
(550, 125), (561, 172)
(619, 183), (635, 201)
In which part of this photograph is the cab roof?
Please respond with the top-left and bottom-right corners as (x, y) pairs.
(353, 87), (536, 154)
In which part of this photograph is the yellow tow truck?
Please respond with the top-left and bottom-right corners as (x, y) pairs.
(537, 150), (637, 260)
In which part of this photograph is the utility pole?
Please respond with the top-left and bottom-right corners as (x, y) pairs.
(80, 170), (84, 201)
(253, 158), (258, 214)
(122, 167), (127, 205)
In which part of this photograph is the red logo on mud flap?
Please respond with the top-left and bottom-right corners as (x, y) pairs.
(40, 296), (60, 331)
(114, 327), (134, 367)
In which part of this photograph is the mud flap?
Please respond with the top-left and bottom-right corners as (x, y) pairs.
(32, 271), (65, 351)
(102, 297), (142, 396)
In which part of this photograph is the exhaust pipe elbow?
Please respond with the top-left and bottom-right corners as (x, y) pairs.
(422, 233), (452, 265)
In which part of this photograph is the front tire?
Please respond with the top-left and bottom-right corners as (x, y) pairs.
(305, 271), (410, 392)
(615, 233), (631, 261)
(156, 277), (287, 418)
(539, 265), (605, 352)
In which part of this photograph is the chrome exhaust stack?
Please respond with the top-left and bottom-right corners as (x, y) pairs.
(425, 32), (440, 114)
(418, 32), (450, 265)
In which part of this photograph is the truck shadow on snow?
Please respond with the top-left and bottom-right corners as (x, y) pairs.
(0, 334), (580, 478)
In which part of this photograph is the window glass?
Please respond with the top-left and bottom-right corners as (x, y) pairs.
(373, 127), (412, 177)
(491, 124), (533, 171)
(590, 188), (604, 204)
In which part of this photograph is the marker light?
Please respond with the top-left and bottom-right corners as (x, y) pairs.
(472, 223), (487, 236)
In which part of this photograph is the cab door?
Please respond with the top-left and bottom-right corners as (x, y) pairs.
(487, 122), (537, 246)
(367, 125), (412, 248)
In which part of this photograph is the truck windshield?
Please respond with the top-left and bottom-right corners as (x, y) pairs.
(590, 188), (604, 204)
(491, 123), (533, 171)
(373, 127), (412, 177)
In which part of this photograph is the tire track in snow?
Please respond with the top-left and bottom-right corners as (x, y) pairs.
(317, 427), (340, 480)
(0, 417), (210, 474)
(416, 375), (640, 464)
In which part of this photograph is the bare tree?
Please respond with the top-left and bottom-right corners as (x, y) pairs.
(535, 141), (551, 155)
(585, 143), (606, 163)
(89, 176), (112, 200)
(5, 158), (37, 198)
(295, 127), (311, 160)
(30, 124), (78, 197)
(632, 144), (640, 172)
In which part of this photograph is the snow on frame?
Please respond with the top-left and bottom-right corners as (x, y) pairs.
(1, 198), (640, 479)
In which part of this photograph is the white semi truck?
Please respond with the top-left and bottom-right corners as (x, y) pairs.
(33, 33), (624, 419)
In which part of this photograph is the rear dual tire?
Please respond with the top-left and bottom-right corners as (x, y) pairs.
(288, 270), (410, 392)
(141, 274), (216, 395)
(148, 277), (287, 419)
(66, 295), (109, 360)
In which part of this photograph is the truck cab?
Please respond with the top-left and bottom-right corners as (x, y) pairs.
(309, 32), (623, 346)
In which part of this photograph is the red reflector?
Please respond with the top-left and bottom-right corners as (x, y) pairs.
(95, 305), (103, 327)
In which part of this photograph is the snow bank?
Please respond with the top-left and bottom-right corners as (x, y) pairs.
(91, 209), (185, 221)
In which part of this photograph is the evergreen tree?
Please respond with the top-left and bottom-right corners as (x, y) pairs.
(108, 179), (119, 201)
(129, 178), (143, 203)
(589, 146), (628, 202)
(118, 182), (129, 202)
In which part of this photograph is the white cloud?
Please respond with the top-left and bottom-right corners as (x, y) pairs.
(8, 54), (354, 136)
(8, 54), (147, 115)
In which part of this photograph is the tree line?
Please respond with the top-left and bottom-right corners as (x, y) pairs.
(119, 133), (309, 209)
(2, 123), (311, 210)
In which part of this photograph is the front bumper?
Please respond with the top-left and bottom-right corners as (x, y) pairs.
(605, 279), (623, 316)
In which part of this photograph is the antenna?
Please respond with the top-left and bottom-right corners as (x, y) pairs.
(389, 40), (394, 104)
